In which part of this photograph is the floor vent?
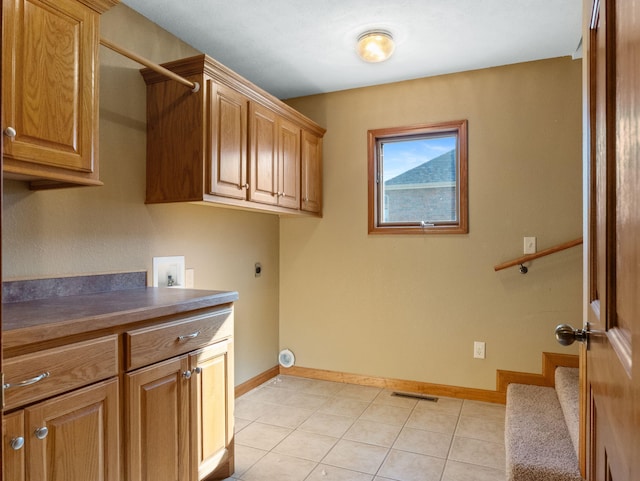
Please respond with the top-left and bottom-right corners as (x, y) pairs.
(391, 391), (438, 402)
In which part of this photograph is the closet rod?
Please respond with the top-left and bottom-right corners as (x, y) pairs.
(100, 38), (200, 92)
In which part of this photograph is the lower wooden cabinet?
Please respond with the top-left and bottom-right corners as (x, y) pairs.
(2, 411), (25, 481)
(190, 340), (234, 480)
(126, 355), (191, 481)
(3, 304), (235, 481)
(2, 378), (119, 481)
(126, 339), (233, 481)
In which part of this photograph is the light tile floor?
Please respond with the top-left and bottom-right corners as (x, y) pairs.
(224, 375), (506, 481)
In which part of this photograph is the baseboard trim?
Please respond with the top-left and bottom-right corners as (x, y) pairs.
(280, 365), (507, 404)
(235, 351), (579, 405)
(496, 352), (579, 392)
(235, 365), (280, 398)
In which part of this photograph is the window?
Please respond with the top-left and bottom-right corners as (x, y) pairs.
(368, 120), (468, 234)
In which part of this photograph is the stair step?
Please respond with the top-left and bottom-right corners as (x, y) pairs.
(506, 383), (581, 481)
(555, 367), (580, 458)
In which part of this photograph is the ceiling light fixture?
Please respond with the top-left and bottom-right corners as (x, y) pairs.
(356, 30), (395, 63)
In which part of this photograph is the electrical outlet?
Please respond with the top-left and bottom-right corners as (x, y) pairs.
(524, 236), (537, 254)
(474, 341), (486, 359)
(185, 268), (195, 288)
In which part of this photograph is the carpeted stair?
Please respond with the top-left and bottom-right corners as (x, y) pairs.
(505, 367), (582, 481)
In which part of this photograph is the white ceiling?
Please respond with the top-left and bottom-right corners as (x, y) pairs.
(121, 0), (583, 100)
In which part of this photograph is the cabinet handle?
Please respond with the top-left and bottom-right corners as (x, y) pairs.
(177, 331), (200, 341)
(193, 367), (202, 375)
(4, 126), (16, 138)
(34, 427), (48, 440)
(10, 437), (25, 450)
(182, 370), (192, 379)
(241, 183), (249, 189)
(3, 372), (50, 390)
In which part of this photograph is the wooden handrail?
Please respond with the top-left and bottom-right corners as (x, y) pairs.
(494, 237), (583, 272)
(100, 38), (199, 92)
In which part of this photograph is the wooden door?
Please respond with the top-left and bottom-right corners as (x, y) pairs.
(189, 340), (234, 480)
(208, 82), (248, 200)
(25, 378), (119, 481)
(583, 0), (640, 480)
(277, 118), (300, 209)
(301, 129), (323, 214)
(2, 0), (99, 178)
(126, 355), (190, 481)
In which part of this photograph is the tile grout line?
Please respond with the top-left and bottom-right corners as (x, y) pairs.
(232, 377), (506, 480)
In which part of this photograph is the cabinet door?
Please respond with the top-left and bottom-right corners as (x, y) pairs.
(208, 82), (248, 199)
(278, 118), (301, 209)
(3, 411), (26, 481)
(189, 340), (234, 480)
(301, 130), (323, 214)
(2, 0), (101, 185)
(249, 103), (278, 205)
(127, 355), (190, 481)
(25, 378), (119, 481)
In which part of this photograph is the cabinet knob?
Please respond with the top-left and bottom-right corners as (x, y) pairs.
(34, 427), (48, 440)
(10, 437), (25, 450)
(182, 370), (192, 379)
(241, 183), (249, 189)
(4, 126), (16, 138)
(193, 367), (202, 375)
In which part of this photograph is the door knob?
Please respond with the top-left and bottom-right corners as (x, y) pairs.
(555, 324), (588, 346)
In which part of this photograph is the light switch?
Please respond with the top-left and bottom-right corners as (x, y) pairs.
(524, 237), (537, 255)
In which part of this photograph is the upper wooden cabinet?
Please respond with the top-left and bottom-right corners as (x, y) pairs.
(209, 82), (248, 200)
(301, 129), (323, 215)
(249, 103), (300, 209)
(1, 0), (118, 188)
(142, 54), (325, 216)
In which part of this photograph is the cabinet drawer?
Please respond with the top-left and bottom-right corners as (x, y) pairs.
(3, 335), (118, 411)
(125, 308), (233, 370)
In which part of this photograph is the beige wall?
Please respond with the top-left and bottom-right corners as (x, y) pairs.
(1, 4), (279, 385)
(2, 4), (582, 392)
(282, 57), (582, 390)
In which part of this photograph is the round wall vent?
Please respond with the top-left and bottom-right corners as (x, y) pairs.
(278, 349), (295, 368)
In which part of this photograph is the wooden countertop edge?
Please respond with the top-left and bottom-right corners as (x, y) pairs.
(2, 288), (239, 352)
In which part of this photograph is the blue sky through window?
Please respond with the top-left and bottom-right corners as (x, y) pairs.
(382, 135), (456, 182)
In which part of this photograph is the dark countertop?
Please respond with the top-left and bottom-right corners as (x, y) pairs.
(2, 287), (239, 352)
